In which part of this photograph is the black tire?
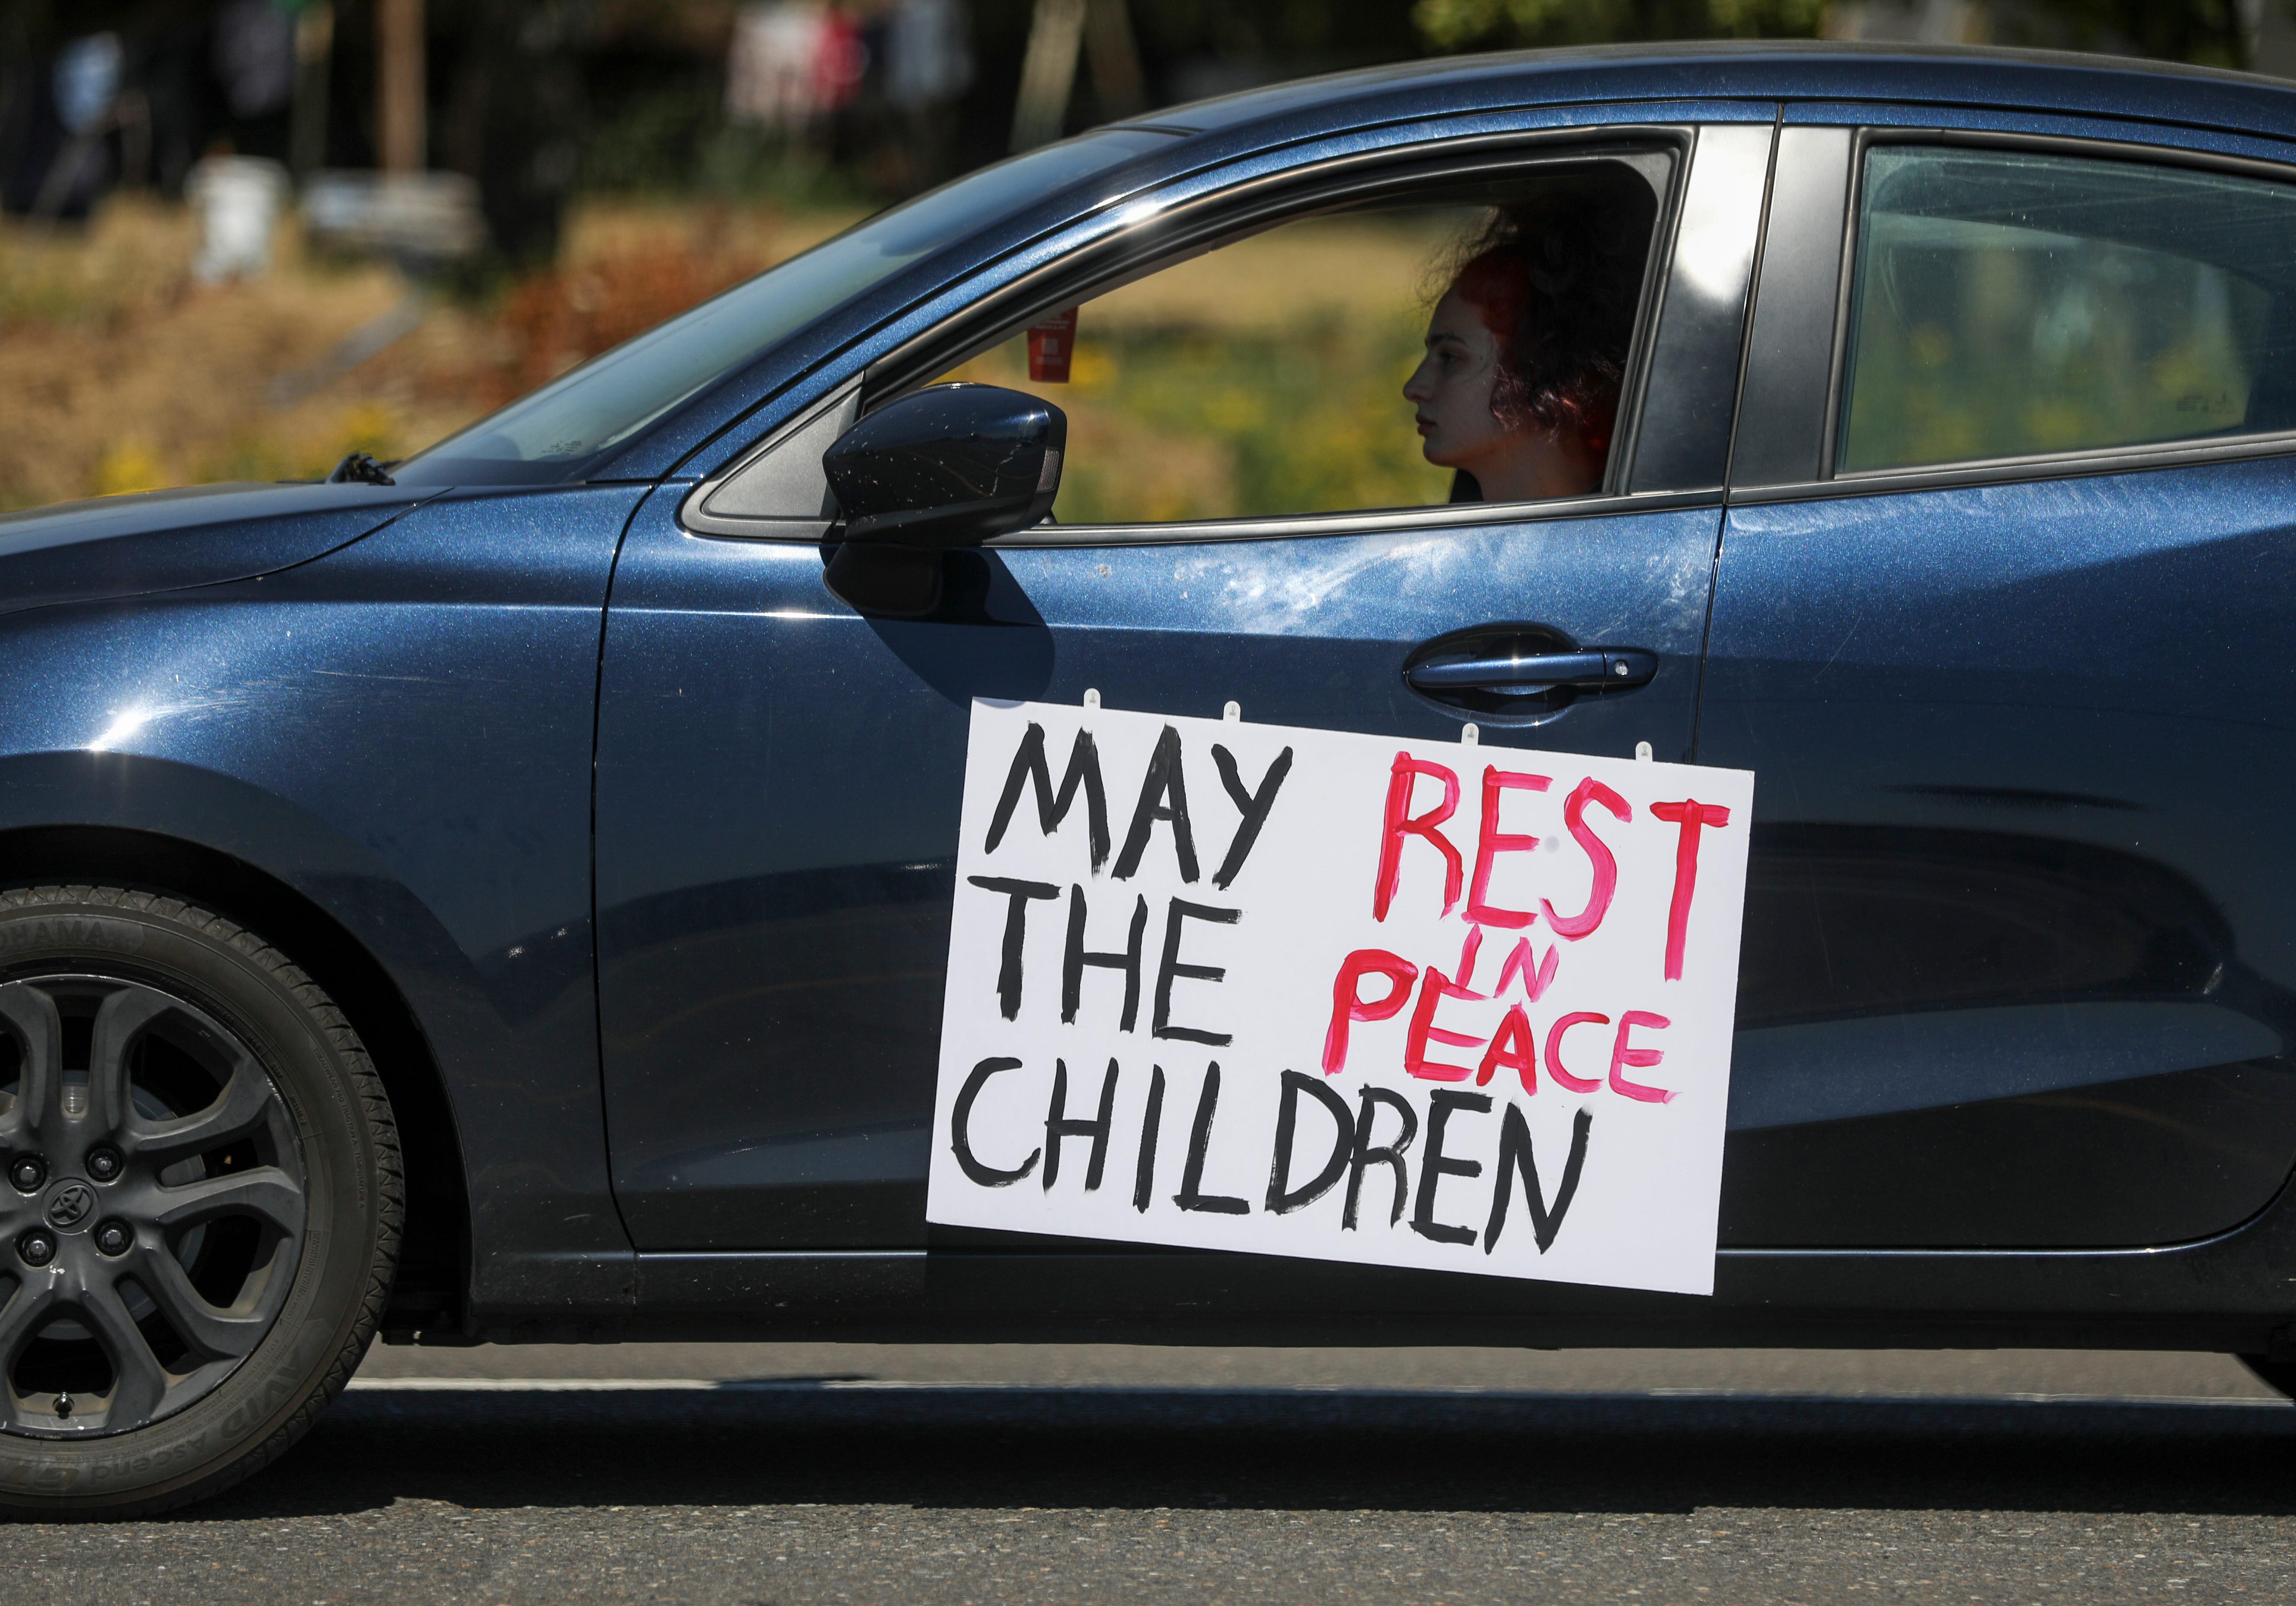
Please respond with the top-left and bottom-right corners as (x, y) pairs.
(2238, 1354), (2296, 1398)
(0, 886), (400, 1519)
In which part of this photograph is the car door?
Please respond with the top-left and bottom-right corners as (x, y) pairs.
(1707, 121), (2296, 1247)
(593, 119), (1775, 1252)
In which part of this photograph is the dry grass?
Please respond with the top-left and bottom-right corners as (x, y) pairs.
(0, 196), (858, 511)
(0, 198), (1458, 521)
(946, 211), (1463, 522)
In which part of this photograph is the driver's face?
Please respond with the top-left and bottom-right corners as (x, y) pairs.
(1403, 289), (1515, 471)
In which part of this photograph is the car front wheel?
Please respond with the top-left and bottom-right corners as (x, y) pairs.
(0, 885), (400, 1518)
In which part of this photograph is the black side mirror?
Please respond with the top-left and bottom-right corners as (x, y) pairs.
(820, 383), (1066, 616)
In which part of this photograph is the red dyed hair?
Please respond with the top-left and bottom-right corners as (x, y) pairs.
(1443, 187), (1649, 464)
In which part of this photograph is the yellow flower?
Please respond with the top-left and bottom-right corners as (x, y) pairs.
(91, 440), (167, 498)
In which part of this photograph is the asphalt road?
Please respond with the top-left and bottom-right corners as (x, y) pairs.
(11, 1344), (2295, 1604)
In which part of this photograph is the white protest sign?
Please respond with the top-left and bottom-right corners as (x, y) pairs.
(926, 698), (1754, 1296)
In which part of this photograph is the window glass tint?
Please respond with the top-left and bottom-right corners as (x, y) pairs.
(393, 129), (1178, 485)
(1838, 147), (2296, 474)
(935, 159), (1662, 522)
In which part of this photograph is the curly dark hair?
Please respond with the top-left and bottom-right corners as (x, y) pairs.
(1439, 173), (1656, 460)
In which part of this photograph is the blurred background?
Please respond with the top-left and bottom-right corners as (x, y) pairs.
(3, 0), (2293, 512)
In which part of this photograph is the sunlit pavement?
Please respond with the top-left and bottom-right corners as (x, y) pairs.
(11, 1345), (2293, 1603)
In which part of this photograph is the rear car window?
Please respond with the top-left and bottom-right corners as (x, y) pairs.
(1837, 146), (2296, 474)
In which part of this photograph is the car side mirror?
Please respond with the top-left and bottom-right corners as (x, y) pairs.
(819, 383), (1066, 616)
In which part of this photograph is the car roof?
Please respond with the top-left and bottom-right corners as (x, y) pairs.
(1121, 41), (2296, 148)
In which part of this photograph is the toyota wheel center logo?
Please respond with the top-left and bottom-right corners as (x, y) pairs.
(42, 1180), (95, 1232)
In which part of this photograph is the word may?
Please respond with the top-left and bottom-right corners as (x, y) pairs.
(985, 720), (1293, 889)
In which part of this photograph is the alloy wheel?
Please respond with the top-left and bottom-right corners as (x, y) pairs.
(0, 976), (305, 1438)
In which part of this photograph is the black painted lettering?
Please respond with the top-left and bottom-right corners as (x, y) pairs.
(1485, 1104), (1593, 1254)
(1265, 1068), (1355, 1215)
(1114, 724), (1200, 882)
(1133, 1063), (1167, 1212)
(1411, 1089), (1490, 1246)
(1342, 1087), (1418, 1230)
(1153, 898), (1239, 1046)
(967, 875), (1058, 1019)
(950, 1056), (1041, 1186)
(1043, 1057), (1121, 1192)
(1173, 1061), (1249, 1214)
(1062, 885), (1147, 1031)
(986, 723), (1111, 871)
(1211, 743), (1294, 890)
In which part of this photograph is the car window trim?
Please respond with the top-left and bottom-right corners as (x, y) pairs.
(859, 126), (1692, 408)
(679, 383), (861, 538)
(655, 106), (1782, 488)
(1731, 123), (1851, 490)
(1729, 426), (2296, 505)
(684, 124), (1709, 546)
(1731, 123), (2296, 506)
(857, 127), (1694, 501)
(683, 469), (1724, 551)
(980, 485), (1724, 548)
(1624, 120), (1775, 495)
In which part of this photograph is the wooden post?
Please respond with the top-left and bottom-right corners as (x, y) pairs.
(1083, 0), (1145, 122)
(1012, 0), (1146, 151)
(377, 0), (425, 172)
(1010, 0), (1085, 152)
(292, 1), (334, 178)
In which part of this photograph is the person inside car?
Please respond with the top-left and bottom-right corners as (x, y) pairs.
(1403, 192), (1645, 503)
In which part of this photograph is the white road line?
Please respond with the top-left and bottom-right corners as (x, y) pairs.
(349, 1377), (722, 1391)
(342, 1377), (2292, 1406)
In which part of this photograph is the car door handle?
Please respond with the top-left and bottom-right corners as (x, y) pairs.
(1405, 648), (1658, 695)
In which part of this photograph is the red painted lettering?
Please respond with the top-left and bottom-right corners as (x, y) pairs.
(1541, 777), (1631, 940)
(1404, 966), (1486, 1082)
(1455, 925), (1484, 988)
(1321, 949), (1417, 1075)
(1609, 1009), (1675, 1103)
(1466, 767), (1551, 929)
(1372, 755), (1463, 921)
(1649, 799), (1733, 981)
(1475, 1005), (1539, 1094)
(1494, 936), (1559, 1002)
(1543, 1010), (1608, 1094)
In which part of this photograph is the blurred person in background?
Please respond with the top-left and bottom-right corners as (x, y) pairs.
(2, 30), (122, 220)
(447, 0), (588, 266)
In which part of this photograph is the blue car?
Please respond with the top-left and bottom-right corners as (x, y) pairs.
(4, 39), (2296, 1515)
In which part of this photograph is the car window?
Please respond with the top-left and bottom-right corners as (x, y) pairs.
(932, 157), (1664, 522)
(391, 128), (1180, 486)
(1837, 146), (2296, 474)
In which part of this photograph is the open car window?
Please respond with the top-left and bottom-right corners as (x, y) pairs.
(929, 155), (1667, 525)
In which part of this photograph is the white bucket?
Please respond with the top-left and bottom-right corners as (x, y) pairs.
(186, 156), (289, 284)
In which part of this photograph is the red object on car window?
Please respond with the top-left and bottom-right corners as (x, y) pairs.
(1027, 308), (1079, 382)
